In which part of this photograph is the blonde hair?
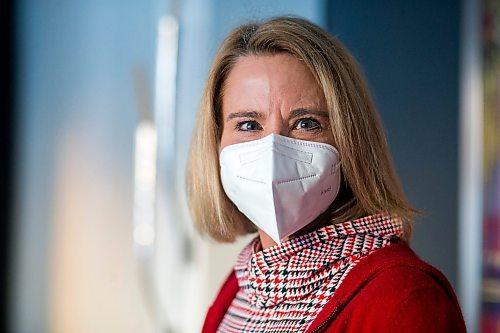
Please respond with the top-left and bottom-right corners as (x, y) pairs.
(186, 16), (416, 242)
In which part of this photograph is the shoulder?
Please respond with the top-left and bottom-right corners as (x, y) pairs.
(317, 243), (467, 333)
(360, 258), (454, 300)
(202, 272), (239, 333)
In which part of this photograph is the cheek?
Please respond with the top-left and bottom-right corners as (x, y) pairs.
(219, 133), (229, 152)
(325, 129), (335, 146)
(219, 127), (236, 152)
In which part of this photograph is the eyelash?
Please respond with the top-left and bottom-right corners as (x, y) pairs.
(234, 117), (322, 132)
(235, 120), (262, 131)
(294, 117), (321, 130)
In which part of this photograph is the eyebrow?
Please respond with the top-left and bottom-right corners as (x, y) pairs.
(226, 110), (262, 121)
(289, 108), (329, 118)
(225, 108), (329, 122)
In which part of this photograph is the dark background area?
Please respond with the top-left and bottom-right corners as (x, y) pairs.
(326, 0), (460, 287)
(1, 0), (14, 331)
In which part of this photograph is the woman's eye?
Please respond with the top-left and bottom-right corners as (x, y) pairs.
(294, 118), (321, 130)
(236, 121), (262, 131)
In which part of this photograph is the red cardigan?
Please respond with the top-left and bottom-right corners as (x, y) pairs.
(202, 243), (466, 332)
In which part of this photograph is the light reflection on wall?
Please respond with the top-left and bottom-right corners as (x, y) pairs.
(134, 121), (157, 248)
(13, 1), (159, 332)
(50, 127), (154, 333)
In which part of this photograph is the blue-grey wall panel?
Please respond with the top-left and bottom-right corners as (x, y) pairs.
(327, 0), (460, 287)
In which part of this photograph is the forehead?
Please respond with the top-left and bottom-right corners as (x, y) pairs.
(224, 53), (317, 88)
(222, 54), (324, 111)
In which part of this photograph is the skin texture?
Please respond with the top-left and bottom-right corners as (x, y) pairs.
(220, 54), (335, 249)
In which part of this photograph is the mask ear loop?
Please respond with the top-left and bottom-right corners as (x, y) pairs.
(331, 161), (342, 175)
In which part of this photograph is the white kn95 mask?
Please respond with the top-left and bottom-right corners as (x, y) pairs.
(219, 133), (341, 245)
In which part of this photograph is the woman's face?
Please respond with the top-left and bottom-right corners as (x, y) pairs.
(220, 53), (335, 150)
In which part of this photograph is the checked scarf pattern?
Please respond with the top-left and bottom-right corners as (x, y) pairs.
(217, 214), (403, 333)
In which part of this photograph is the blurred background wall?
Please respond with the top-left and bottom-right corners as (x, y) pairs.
(5, 0), (493, 332)
(327, 0), (460, 292)
(12, 1), (159, 332)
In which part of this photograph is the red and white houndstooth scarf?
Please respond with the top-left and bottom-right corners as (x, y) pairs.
(217, 214), (403, 333)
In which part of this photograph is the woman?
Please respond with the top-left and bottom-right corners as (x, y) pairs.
(187, 17), (466, 332)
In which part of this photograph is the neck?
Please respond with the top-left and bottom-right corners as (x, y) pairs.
(257, 229), (285, 250)
(257, 209), (334, 250)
